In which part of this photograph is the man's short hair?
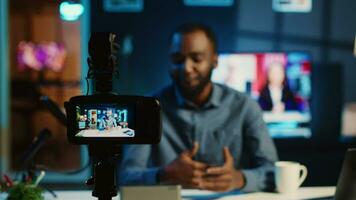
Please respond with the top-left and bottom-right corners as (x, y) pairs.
(171, 23), (217, 53)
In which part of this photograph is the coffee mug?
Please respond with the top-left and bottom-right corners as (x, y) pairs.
(275, 161), (308, 194)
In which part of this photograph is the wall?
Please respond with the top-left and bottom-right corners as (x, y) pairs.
(0, 0), (10, 174)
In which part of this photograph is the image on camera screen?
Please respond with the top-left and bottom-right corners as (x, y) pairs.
(75, 104), (135, 137)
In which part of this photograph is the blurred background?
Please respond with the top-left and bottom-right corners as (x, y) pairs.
(0, 0), (355, 188)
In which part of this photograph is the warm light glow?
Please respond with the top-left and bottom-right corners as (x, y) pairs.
(59, 1), (84, 21)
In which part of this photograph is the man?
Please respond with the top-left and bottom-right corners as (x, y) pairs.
(119, 23), (278, 192)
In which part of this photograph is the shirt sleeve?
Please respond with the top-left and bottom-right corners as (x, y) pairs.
(119, 144), (160, 185)
(240, 98), (279, 192)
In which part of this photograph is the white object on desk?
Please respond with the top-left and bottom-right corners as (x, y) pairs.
(120, 185), (181, 200)
(275, 161), (308, 194)
(341, 103), (356, 137)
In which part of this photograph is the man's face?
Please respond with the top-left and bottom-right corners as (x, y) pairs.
(170, 30), (217, 97)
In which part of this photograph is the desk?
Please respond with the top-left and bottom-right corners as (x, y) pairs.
(37, 186), (335, 200)
(211, 187), (335, 200)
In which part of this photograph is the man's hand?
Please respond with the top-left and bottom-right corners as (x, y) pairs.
(200, 147), (245, 192)
(160, 142), (208, 188)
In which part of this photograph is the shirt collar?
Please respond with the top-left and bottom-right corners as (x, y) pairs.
(174, 83), (222, 109)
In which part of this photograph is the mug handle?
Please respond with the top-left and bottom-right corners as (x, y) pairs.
(298, 164), (308, 187)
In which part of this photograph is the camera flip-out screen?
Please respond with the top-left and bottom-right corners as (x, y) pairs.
(65, 94), (162, 144)
(75, 104), (135, 138)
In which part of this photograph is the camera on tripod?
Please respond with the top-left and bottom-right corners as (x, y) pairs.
(64, 32), (162, 200)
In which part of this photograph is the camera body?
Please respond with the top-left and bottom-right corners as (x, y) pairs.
(62, 32), (162, 199)
(65, 93), (162, 144)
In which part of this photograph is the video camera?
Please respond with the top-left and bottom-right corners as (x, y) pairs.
(64, 32), (162, 200)
(64, 32), (162, 145)
(65, 93), (161, 144)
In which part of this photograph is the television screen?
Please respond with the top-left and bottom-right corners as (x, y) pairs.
(212, 52), (312, 138)
(75, 104), (135, 138)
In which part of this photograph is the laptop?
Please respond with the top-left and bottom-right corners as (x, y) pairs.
(307, 148), (356, 200)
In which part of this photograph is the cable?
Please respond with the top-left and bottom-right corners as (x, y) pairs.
(86, 77), (90, 96)
(34, 158), (91, 175)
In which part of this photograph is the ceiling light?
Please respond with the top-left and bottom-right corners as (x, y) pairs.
(59, 1), (84, 22)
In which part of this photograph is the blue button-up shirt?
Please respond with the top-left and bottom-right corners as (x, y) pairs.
(119, 83), (278, 192)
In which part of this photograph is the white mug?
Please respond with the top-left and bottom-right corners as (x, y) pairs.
(274, 161), (308, 194)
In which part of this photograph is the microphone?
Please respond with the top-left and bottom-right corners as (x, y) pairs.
(39, 95), (67, 126)
(22, 128), (52, 167)
(87, 32), (119, 93)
